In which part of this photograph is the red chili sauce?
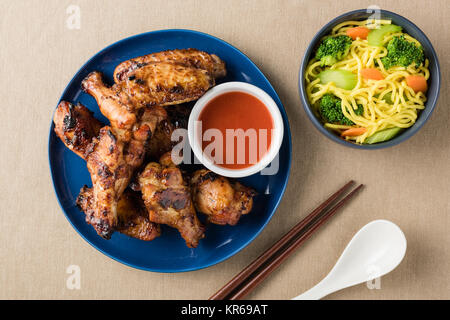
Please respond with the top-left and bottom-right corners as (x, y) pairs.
(198, 91), (273, 169)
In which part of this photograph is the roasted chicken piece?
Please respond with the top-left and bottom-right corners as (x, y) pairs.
(139, 153), (205, 248)
(145, 104), (192, 160)
(145, 119), (174, 161)
(82, 64), (213, 133)
(82, 49), (225, 133)
(191, 170), (256, 225)
(123, 105), (168, 165)
(76, 186), (160, 241)
(113, 48), (226, 83)
(84, 126), (131, 238)
(81, 71), (137, 136)
(120, 62), (215, 107)
(84, 106), (167, 238)
(53, 101), (102, 159)
(165, 103), (192, 129)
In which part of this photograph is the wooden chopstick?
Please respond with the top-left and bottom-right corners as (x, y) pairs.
(209, 181), (363, 300)
(226, 183), (364, 300)
(209, 180), (354, 300)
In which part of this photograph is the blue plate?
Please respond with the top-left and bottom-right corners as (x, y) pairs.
(48, 29), (292, 272)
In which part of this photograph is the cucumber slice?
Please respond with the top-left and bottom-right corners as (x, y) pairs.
(368, 24), (402, 46)
(364, 127), (403, 144)
(375, 92), (393, 104)
(318, 69), (357, 90)
(383, 92), (393, 104)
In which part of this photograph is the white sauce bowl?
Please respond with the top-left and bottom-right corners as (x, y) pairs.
(188, 82), (284, 178)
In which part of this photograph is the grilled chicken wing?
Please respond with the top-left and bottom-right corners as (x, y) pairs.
(139, 154), (205, 248)
(123, 105), (168, 165)
(82, 49), (225, 133)
(83, 63), (213, 124)
(191, 170), (256, 225)
(120, 62), (215, 107)
(84, 126), (131, 237)
(53, 101), (102, 159)
(81, 72), (137, 135)
(113, 48), (226, 83)
(84, 106), (167, 238)
(76, 186), (160, 241)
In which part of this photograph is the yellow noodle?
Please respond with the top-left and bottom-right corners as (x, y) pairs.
(305, 20), (428, 144)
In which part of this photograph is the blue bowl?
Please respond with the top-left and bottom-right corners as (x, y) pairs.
(48, 29), (292, 272)
(299, 9), (441, 149)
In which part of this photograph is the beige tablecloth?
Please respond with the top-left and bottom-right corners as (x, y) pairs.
(1, 0), (449, 299)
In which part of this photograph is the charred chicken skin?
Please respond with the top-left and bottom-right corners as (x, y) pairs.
(113, 48), (226, 83)
(119, 62), (215, 107)
(191, 170), (256, 225)
(145, 104), (192, 160)
(145, 118), (175, 161)
(76, 186), (160, 241)
(53, 101), (102, 160)
(139, 153), (205, 248)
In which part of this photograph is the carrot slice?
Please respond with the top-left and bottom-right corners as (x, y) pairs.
(406, 75), (427, 93)
(360, 68), (384, 80)
(341, 127), (367, 137)
(346, 26), (370, 40)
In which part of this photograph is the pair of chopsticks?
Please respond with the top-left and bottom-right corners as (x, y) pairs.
(209, 180), (363, 300)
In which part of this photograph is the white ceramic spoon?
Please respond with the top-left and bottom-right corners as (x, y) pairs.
(293, 220), (407, 300)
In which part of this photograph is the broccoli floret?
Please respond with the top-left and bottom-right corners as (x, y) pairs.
(381, 35), (424, 69)
(354, 104), (364, 116)
(315, 35), (352, 67)
(319, 94), (363, 126)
